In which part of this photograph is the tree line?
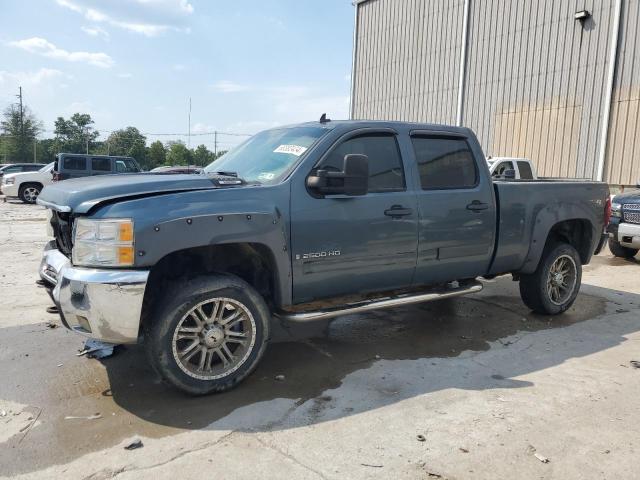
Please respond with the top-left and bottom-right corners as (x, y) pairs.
(0, 102), (227, 170)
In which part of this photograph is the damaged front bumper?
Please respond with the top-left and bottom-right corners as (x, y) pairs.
(39, 241), (149, 344)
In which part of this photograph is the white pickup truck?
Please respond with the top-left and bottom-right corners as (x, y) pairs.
(487, 157), (537, 180)
(1, 162), (54, 203)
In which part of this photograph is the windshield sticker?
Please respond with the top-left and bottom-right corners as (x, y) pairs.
(257, 172), (276, 181)
(273, 144), (308, 156)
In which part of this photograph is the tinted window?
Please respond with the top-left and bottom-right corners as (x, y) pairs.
(115, 159), (139, 173)
(411, 136), (477, 190)
(63, 156), (87, 170)
(492, 161), (514, 178)
(2, 166), (22, 173)
(318, 134), (405, 193)
(92, 157), (112, 171)
(517, 161), (534, 179)
(24, 165), (42, 171)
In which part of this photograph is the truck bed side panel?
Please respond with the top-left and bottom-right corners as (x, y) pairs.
(489, 181), (609, 275)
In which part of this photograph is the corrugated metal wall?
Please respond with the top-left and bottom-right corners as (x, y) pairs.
(352, 0), (640, 186)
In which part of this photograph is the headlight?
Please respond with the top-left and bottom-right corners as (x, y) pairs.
(4, 178), (15, 186)
(611, 203), (622, 218)
(72, 218), (135, 267)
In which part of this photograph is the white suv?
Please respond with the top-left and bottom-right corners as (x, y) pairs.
(1, 162), (54, 204)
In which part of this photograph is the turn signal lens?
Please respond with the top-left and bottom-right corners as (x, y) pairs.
(119, 222), (133, 242)
(117, 246), (135, 266)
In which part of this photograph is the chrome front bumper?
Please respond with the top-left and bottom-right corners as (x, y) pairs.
(39, 242), (149, 344)
(618, 222), (640, 249)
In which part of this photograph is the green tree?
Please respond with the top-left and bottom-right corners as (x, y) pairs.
(166, 141), (192, 166)
(0, 104), (42, 162)
(192, 144), (214, 166)
(52, 113), (99, 154)
(147, 140), (166, 170)
(104, 127), (147, 166)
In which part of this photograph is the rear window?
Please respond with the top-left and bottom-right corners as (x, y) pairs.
(517, 161), (534, 179)
(92, 157), (112, 171)
(63, 156), (87, 170)
(411, 136), (478, 190)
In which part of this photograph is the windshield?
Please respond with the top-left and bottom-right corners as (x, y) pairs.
(203, 126), (328, 184)
(39, 162), (54, 173)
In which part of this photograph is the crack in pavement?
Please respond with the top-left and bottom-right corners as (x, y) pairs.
(254, 434), (329, 480)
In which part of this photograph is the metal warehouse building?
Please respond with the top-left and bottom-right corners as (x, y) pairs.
(349, 0), (640, 188)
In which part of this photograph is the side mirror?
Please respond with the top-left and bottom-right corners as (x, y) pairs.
(503, 169), (516, 179)
(307, 154), (369, 196)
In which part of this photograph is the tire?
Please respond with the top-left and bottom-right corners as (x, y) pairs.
(608, 237), (638, 258)
(145, 274), (271, 395)
(519, 242), (582, 315)
(18, 183), (42, 204)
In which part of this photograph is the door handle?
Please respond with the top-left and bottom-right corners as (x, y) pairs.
(466, 200), (489, 212)
(384, 205), (413, 218)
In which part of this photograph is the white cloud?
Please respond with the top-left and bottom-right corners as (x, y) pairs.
(117, 72), (133, 78)
(211, 80), (250, 93)
(56, 0), (194, 37)
(9, 37), (114, 68)
(0, 68), (66, 88)
(269, 86), (349, 122)
(172, 63), (186, 71)
(81, 25), (110, 39)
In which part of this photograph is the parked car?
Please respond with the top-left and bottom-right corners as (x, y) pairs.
(150, 166), (203, 174)
(607, 183), (640, 258)
(53, 154), (141, 181)
(0, 163), (46, 178)
(487, 157), (537, 179)
(37, 120), (609, 394)
(1, 162), (54, 203)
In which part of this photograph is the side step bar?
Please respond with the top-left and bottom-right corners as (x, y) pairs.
(275, 280), (483, 322)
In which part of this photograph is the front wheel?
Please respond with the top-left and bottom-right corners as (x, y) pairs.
(145, 274), (270, 395)
(19, 183), (41, 204)
(519, 242), (582, 315)
(608, 237), (638, 258)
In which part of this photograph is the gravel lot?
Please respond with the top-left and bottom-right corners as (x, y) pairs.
(1, 198), (639, 479)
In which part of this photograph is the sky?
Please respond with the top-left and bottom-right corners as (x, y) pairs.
(0, 0), (355, 150)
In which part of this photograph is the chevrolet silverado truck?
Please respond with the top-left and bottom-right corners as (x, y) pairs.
(37, 120), (610, 394)
(607, 186), (640, 258)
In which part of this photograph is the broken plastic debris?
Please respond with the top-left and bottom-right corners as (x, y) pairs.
(77, 339), (118, 359)
(64, 413), (102, 420)
(534, 453), (550, 463)
(630, 360), (640, 369)
(274, 374), (285, 381)
(124, 439), (144, 450)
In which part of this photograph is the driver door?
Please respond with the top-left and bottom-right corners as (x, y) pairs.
(290, 131), (419, 303)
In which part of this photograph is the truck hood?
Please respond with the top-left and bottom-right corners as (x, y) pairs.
(37, 173), (239, 214)
(613, 189), (640, 204)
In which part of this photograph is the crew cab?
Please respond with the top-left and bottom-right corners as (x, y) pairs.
(53, 154), (141, 181)
(1, 162), (54, 203)
(37, 120), (610, 394)
(607, 185), (640, 258)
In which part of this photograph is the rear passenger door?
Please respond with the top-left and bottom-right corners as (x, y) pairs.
(290, 130), (419, 303)
(91, 157), (113, 175)
(410, 133), (496, 285)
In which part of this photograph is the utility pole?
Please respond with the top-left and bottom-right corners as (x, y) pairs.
(16, 86), (25, 161)
(188, 97), (192, 147)
(214, 131), (218, 157)
(33, 138), (36, 162)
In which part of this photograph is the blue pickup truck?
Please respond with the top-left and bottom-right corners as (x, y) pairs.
(37, 120), (610, 394)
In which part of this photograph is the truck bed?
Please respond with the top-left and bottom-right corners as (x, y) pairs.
(489, 179), (609, 276)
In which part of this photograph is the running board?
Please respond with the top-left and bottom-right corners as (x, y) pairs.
(275, 280), (483, 322)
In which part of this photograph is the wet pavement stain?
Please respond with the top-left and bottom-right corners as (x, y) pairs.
(0, 278), (609, 476)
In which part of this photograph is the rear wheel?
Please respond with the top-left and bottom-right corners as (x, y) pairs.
(145, 274), (270, 395)
(519, 242), (582, 315)
(18, 183), (41, 204)
(608, 237), (638, 258)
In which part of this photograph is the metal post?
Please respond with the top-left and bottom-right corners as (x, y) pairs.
(456, 0), (471, 126)
(349, 1), (360, 120)
(596, 0), (623, 182)
(33, 138), (36, 162)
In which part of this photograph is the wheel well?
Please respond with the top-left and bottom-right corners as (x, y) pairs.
(545, 219), (593, 263)
(141, 243), (279, 329)
(20, 182), (43, 190)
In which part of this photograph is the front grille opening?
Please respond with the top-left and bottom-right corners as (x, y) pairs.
(52, 211), (73, 257)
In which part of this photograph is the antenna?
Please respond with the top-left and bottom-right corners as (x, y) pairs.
(319, 113), (330, 124)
